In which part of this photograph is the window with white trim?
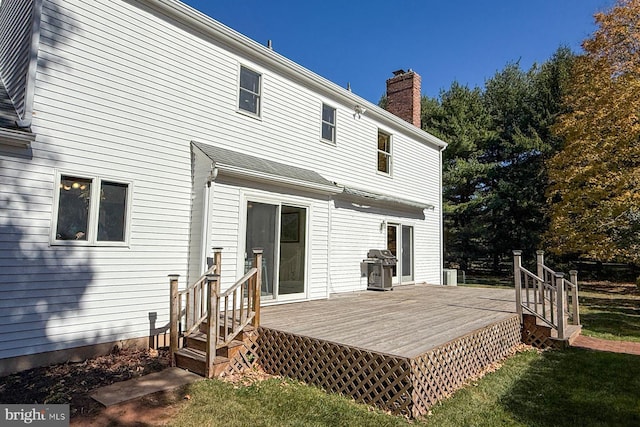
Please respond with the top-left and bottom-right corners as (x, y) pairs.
(238, 66), (261, 116)
(377, 130), (392, 174)
(53, 174), (130, 245)
(321, 103), (336, 143)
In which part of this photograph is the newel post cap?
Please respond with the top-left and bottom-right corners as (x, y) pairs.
(168, 274), (180, 281)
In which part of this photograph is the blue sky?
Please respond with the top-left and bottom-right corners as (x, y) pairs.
(182, 0), (616, 104)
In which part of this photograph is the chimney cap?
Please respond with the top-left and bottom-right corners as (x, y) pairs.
(392, 69), (406, 76)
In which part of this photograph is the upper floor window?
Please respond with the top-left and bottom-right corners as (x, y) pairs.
(377, 130), (392, 174)
(52, 174), (130, 245)
(238, 66), (261, 116)
(321, 103), (336, 143)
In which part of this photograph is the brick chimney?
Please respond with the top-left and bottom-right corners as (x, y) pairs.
(385, 69), (421, 128)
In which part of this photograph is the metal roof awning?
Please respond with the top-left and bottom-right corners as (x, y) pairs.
(192, 141), (342, 195)
(338, 185), (435, 210)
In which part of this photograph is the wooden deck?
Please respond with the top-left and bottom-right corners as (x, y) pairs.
(260, 284), (517, 357)
(253, 284), (521, 417)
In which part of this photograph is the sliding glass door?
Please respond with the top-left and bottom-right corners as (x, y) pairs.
(245, 201), (278, 298)
(245, 201), (306, 300)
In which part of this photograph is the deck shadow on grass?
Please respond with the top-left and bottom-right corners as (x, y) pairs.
(502, 348), (640, 427)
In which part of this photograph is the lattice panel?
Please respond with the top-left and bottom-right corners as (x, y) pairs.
(410, 315), (521, 418)
(521, 314), (556, 350)
(220, 330), (260, 377)
(257, 328), (413, 416)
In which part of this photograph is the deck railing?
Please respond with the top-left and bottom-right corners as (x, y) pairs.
(169, 248), (263, 376)
(513, 250), (580, 340)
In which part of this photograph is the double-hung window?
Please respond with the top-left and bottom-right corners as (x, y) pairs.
(377, 130), (392, 174)
(321, 103), (336, 143)
(238, 66), (261, 116)
(52, 174), (131, 245)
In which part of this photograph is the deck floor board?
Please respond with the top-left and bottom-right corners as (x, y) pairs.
(260, 284), (516, 357)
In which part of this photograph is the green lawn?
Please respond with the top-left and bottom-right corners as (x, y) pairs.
(170, 348), (640, 426)
(169, 281), (640, 426)
(578, 282), (640, 342)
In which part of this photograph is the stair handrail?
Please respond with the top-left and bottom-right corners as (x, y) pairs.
(537, 250), (580, 326)
(514, 250), (579, 340)
(169, 248), (223, 366)
(514, 261), (558, 330)
(205, 248), (262, 377)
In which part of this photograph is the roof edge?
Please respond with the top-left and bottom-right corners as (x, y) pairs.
(192, 141), (342, 195)
(337, 184), (435, 211)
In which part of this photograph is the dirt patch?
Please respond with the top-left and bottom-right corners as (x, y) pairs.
(70, 386), (187, 427)
(0, 347), (171, 419)
(0, 348), (277, 426)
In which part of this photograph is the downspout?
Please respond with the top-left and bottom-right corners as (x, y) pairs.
(439, 146), (445, 285)
(201, 163), (218, 274)
(326, 197), (332, 299)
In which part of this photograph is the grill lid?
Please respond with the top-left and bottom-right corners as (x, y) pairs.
(366, 249), (397, 265)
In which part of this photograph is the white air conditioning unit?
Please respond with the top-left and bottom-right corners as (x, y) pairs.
(443, 269), (458, 286)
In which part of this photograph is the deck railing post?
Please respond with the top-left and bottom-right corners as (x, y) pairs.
(536, 250), (545, 306)
(513, 250), (523, 321)
(206, 273), (220, 378)
(252, 248), (263, 327)
(555, 272), (566, 339)
(213, 247), (223, 274)
(569, 270), (580, 325)
(168, 274), (180, 366)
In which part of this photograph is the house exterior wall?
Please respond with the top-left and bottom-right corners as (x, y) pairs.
(0, 0), (445, 370)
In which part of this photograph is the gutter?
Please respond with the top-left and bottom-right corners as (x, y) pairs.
(136, 0), (447, 150)
(0, 127), (35, 147)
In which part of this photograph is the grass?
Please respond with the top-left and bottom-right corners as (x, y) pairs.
(578, 281), (640, 342)
(169, 376), (410, 427)
(169, 348), (640, 426)
(167, 281), (640, 426)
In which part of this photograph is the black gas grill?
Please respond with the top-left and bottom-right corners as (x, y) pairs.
(362, 249), (397, 290)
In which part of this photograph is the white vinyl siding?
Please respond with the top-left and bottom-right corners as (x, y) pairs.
(0, 0), (443, 363)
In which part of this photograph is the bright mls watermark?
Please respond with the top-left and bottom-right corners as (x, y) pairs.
(1, 405), (69, 426)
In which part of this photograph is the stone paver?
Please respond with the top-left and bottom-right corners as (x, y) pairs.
(572, 335), (640, 356)
(91, 367), (201, 407)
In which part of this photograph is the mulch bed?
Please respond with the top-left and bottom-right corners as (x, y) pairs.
(0, 347), (171, 418)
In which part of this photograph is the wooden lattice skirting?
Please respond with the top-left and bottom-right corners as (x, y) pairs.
(520, 314), (560, 350)
(256, 315), (521, 418)
(219, 329), (261, 378)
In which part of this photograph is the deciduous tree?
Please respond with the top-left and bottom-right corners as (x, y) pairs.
(546, 0), (640, 263)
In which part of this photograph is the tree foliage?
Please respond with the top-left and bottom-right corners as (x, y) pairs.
(546, 0), (640, 264)
(423, 48), (574, 271)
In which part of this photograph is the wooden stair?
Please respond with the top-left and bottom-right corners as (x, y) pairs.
(174, 324), (255, 377)
(522, 313), (582, 349)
